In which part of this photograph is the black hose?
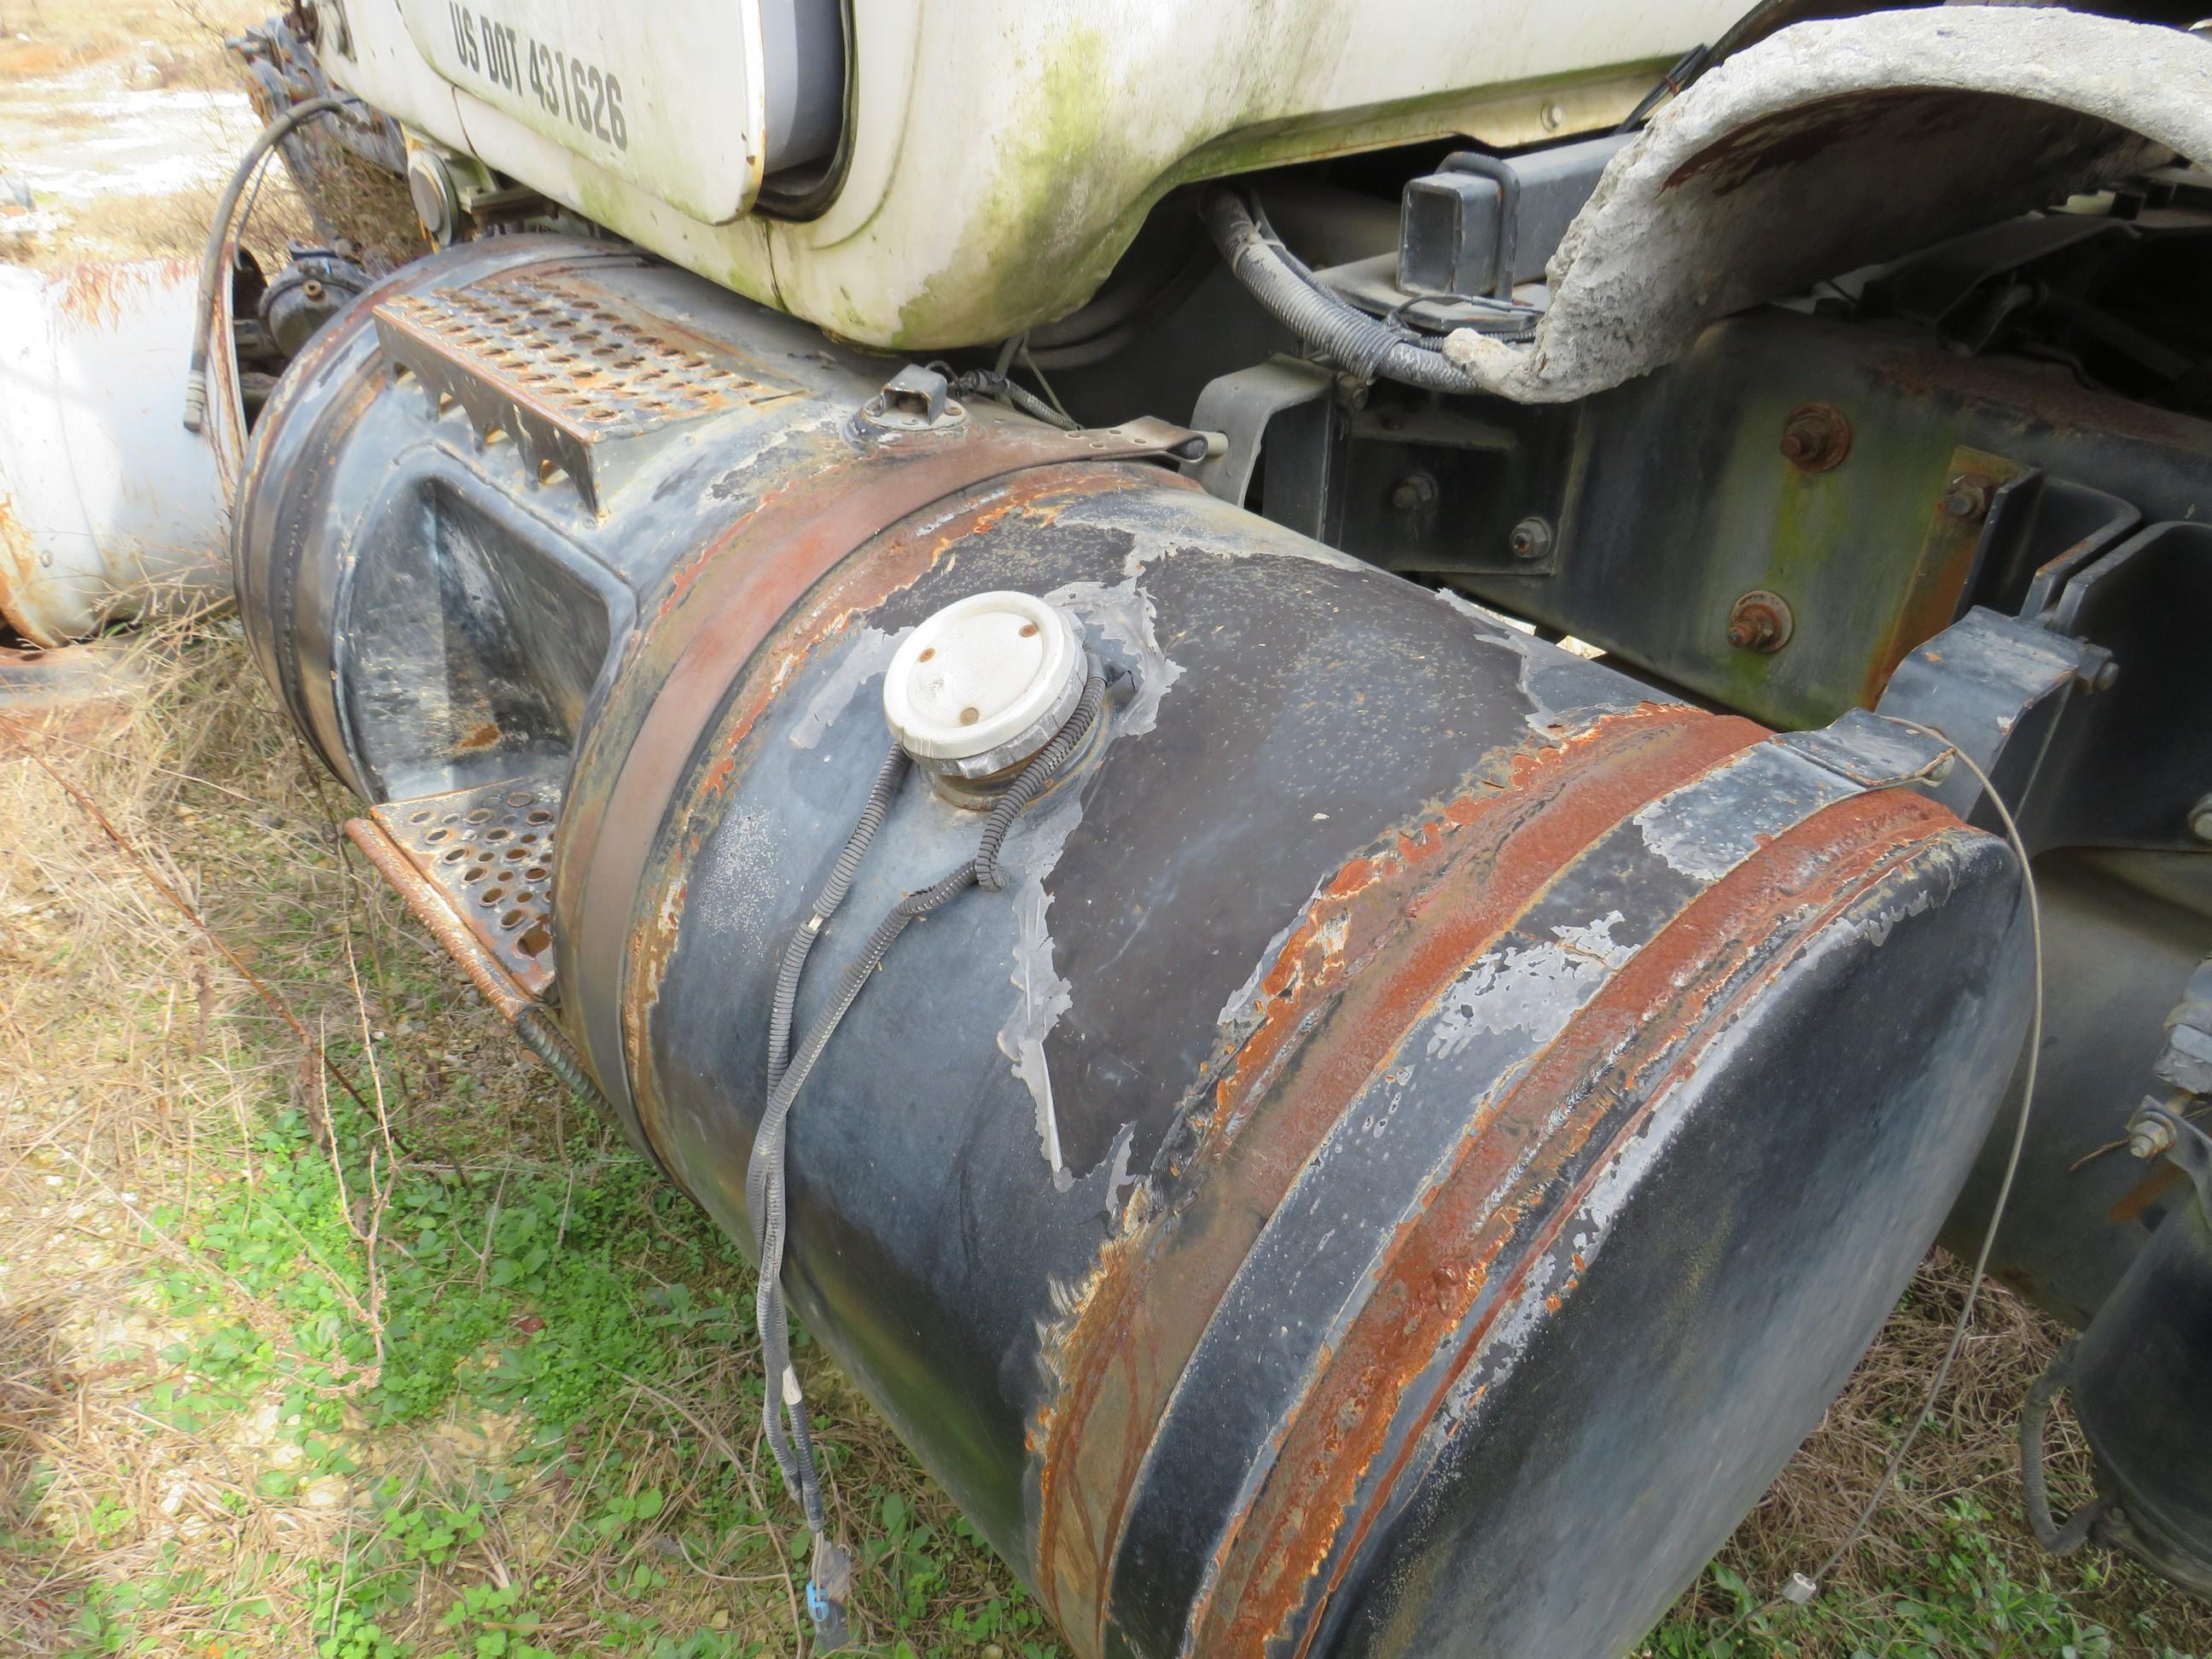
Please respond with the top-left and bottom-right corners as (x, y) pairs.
(1198, 188), (1534, 393)
(2020, 1342), (2107, 1556)
(183, 94), (353, 433)
(766, 745), (911, 1099)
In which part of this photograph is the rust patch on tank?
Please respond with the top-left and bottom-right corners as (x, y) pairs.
(1190, 789), (1959, 1659)
(620, 464), (1166, 1163)
(1030, 705), (1770, 1650)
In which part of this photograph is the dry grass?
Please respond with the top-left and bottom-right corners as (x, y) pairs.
(0, 0), (304, 270)
(0, 1), (264, 82)
(0, 622), (1039, 1657)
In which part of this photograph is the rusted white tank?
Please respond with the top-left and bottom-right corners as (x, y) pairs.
(0, 257), (244, 647)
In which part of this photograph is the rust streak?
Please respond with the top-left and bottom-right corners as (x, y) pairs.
(1194, 790), (1960, 1659)
(1032, 706), (1769, 1650)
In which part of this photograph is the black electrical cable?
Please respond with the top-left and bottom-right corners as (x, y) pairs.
(745, 673), (1107, 1646)
(1200, 188), (1537, 393)
(183, 94), (356, 433)
(766, 744), (913, 1102)
(923, 362), (1078, 430)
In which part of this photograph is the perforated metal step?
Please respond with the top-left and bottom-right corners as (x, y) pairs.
(369, 775), (562, 1000)
(373, 271), (805, 513)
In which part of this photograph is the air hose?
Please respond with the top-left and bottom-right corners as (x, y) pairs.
(183, 94), (354, 433)
(1199, 187), (1537, 393)
(748, 672), (1108, 1649)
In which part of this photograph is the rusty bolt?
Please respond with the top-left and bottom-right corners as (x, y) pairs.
(2128, 1103), (2178, 1161)
(1778, 403), (1851, 473)
(1942, 475), (1993, 521)
(1726, 590), (1794, 653)
(302, 278), (326, 301)
(1390, 473), (1437, 513)
(1508, 515), (1554, 562)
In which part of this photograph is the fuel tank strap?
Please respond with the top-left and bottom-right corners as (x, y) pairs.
(558, 421), (1208, 1164)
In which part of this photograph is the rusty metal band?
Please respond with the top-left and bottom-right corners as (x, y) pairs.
(558, 424), (1207, 1168)
(1033, 705), (1771, 1647)
(343, 816), (531, 1022)
(1192, 789), (1963, 1658)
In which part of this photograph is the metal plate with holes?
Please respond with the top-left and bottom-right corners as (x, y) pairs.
(372, 777), (562, 998)
(373, 272), (806, 513)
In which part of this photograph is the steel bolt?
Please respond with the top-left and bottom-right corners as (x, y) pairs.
(1778, 403), (1851, 473)
(2128, 1109), (2177, 1161)
(1942, 475), (1993, 521)
(1390, 473), (1438, 513)
(1508, 515), (1554, 562)
(2190, 793), (2212, 845)
(1726, 590), (1794, 653)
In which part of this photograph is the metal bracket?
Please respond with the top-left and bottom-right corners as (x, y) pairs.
(2129, 1101), (2212, 1217)
(1774, 709), (1955, 791)
(1874, 606), (2097, 840)
(1184, 357), (1335, 509)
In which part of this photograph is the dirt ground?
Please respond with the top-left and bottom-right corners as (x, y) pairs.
(2, 5), (2209, 1657)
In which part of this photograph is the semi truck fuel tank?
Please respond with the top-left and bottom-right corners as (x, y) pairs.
(235, 238), (2033, 1658)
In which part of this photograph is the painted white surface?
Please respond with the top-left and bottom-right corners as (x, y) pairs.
(0, 260), (239, 646)
(323, 0), (1743, 346)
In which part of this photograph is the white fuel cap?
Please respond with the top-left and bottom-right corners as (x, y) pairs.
(883, 591), (1086, 777)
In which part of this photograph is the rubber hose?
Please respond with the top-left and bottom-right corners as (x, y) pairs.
(183, 95), (353, 433)
(2020, 1343), (2105, 1557)
(1200, 188), (1525, 393)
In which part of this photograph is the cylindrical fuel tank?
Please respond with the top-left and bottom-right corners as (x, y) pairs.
(235, 239), (2032, 1658)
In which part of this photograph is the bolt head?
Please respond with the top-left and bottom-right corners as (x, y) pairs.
(1726, 590), (1793, 653)
(1390, 473), (1437, 513)
(1943, 476), (1992, 520)
(1779, 404), (1850, 472)
(2190, 793), (2212, 844)
(1507, 515), (1554, 562)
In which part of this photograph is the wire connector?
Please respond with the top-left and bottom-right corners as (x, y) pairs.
(807, 1539), (854, 1651)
